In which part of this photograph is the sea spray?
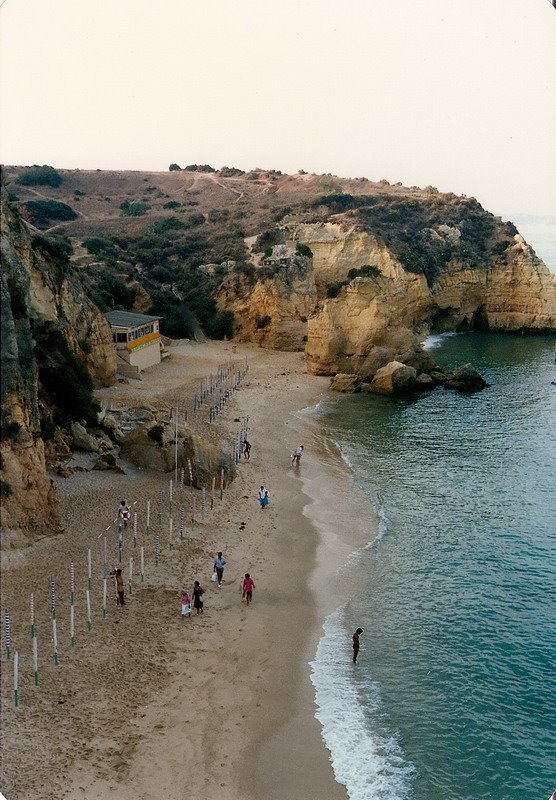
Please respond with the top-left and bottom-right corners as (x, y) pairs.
(310, 608), (414, 800)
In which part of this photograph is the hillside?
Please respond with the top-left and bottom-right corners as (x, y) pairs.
(3, 164), (555, 375)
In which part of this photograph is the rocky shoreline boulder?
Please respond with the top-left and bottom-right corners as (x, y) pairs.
(443, 363), (488, 392)
(329, 373), (362, 393)
(368, 361), (417, 396)
(71, 421), (100, 453)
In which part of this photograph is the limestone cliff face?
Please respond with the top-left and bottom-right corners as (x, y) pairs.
(0, 201), (116, 546)
(221, 220), (556, 377)
(1, 207), (60, 546)
(2, 203), (116, 387)
(218, 259), (318, 351)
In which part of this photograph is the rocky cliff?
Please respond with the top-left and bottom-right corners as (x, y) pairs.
(220, 204), (556, 377)
(1, 200), (116, 547)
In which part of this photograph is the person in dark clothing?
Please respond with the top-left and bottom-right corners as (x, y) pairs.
(243, 440), (251, 460)
(192, 580), (204, 614)
(352, 628), (363, 663)
(111, 568), (125, 606)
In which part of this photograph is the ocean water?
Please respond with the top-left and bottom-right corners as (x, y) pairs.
(310, 333), (556, 800)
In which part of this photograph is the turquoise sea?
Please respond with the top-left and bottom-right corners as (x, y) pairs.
(310, 333), (556, 800)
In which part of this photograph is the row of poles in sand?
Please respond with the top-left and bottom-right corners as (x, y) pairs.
(2, 462), (230, 708)
(191, 358), (248, 422)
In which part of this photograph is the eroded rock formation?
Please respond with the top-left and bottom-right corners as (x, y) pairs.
(220, 218), (556, 378)
(1, 200), (116, 547)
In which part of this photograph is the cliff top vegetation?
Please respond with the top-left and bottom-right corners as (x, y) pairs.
(1, 165), (527, 333)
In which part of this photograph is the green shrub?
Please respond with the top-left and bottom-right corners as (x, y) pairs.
(254, 229), (283, 252)
(295, 242), (313, 258)
(33, 321), (100, 425)
(184, 164), (215, 172)
(347, 265), (380, 279)
(15, 165), (62, 187)
(147, 424), (165, 445)
(186, 212), (205, 227)
(148, 290), (195, 339)
(24, 200), (77, 228)
(326, 281), (348, 298)
(208, 208), (230, 223)
(0, 480), (13, 498)
(163, 200), (181, 209)
(32, 234), (73, 271)
(219, 166), (245, 177)
(234, 262), (256, 280)
(94, 271), (136, 310)
(169, 163), (182, 171)
(83, 237), (118, 258)
(206, 310), (234, 339)
(148, 217), (186, 235)
(1, 421), (22, 441)
(120, 200), (150, 217)
(255, 315), (271, 329)
(79, 338), (92, 354)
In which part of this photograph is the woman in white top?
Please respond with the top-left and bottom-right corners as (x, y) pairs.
(258, 485), (270, 509)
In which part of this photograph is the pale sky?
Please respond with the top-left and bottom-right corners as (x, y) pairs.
(1, 0), (555, 219)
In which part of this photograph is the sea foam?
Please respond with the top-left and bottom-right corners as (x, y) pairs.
(310, 608), (414, 800)
(422, 332), (460, 350)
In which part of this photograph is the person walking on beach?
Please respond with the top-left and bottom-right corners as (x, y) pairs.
(291, 445), (304, 466)
(243, 440), (252, 460)
(352, 628), (363, 663)
(213, 552), (227, 587)
(258, 485), (270, 509)
(242, 573), (255, 605)
(180, 588), (191, 617)
(112, 568), (125, 606)
(192, 581), (204, 614)
(118, 500), (131, 528)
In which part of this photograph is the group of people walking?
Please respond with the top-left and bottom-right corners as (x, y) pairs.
(179, 553), (256, 617)
(114, 443), (362, 662)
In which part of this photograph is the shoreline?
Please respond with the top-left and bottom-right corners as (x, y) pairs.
(0, 342), (377, 800)
(249, 398), (379, 800)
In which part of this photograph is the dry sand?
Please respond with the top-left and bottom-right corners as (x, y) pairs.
(1, 341), (375, 800)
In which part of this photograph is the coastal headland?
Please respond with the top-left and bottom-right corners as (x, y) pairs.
(1, 340), (375, 800)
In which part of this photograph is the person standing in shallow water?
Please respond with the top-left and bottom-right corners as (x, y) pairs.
(291, 445), (304, 466)
(352, 628), (363, 663)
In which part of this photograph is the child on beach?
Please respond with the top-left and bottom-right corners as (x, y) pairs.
(192, 581), (204, 614)
(291, 445), (304, 466)
(180, 589), (191, 617)
(242, 573), (255, 605)
(258, 485), (269, 509)
(243, 440), (251, 459)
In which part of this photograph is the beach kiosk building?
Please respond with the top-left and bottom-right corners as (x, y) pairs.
(105, 310), (162, 374)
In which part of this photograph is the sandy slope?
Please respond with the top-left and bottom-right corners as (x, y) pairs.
(1, 342), (359, 800)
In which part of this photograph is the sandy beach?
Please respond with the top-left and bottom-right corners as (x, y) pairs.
(1, 341), (375, 800)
